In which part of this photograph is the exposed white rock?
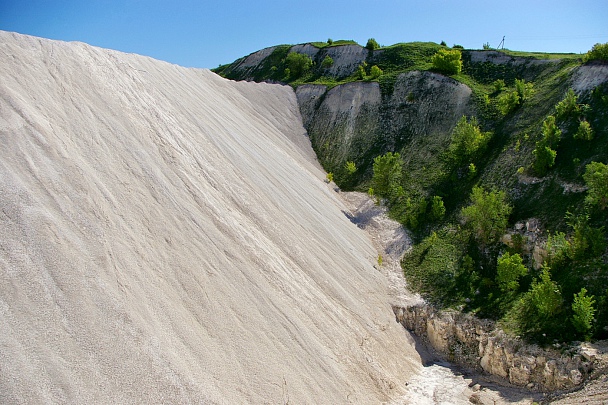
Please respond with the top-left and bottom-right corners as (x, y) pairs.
(0, 30), (425, 404)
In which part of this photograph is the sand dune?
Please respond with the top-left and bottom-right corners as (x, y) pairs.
(0, 31), (428, 404)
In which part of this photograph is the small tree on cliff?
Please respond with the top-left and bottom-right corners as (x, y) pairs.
(572, 288), (596, 340)
(496, 252), (528, 292)
(431, 48), (462, 75)
(372, 152), (402, 198)
(285, 52), (312, 78)
(583, 161), (608, 210)
(461, 187), (512, 246)
(366, 38), (380, 50)
(449, 116), (491, 164)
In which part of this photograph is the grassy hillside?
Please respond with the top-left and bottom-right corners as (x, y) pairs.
(215, 41), (608, 344)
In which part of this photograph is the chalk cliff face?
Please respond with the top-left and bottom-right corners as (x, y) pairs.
(295, 71), (473, 182)
(0, 31), (426, 404)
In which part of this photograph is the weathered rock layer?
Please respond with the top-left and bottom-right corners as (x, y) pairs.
(393, 304), (603, 392)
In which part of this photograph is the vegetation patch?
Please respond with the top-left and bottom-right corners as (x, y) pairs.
(215, 40), (608, 344)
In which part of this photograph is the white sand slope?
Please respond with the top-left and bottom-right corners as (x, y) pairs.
(0, 31), (424, 404)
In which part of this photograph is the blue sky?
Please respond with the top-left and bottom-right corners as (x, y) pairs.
(1, 0), (607, 69)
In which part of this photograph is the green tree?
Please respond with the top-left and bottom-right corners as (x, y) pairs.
(574, 120), (594, 141)
(357, 62), (367, 80)
(321, 55), (334, 68)
(431, 48), (462, 75)
(285, 52), (313, 78)
(584, 42), (608, 62)
(583, 162), (608, 210)
(372, 152), (402, 198)
(515, 79), (534, 101)
(344, 161), (357, 175)
(528, 265), (562, 321)
(370, 65), (383, 79)
(468, 163), (477, 179)
(506, 265), (563, 338)
(532, 145), (557, 175)
(461, 187), (512, 246)
(546, 231), (570, 266)
(555, 89), (580, 120)
(572, 288), (596, 340)
(449, 116), (491, 164)
(496, 252), (528, 292)
(532, 115), (561, 175)
(430, 196), (446, 221)
(366, 38), (380, 50)
(541, 115), (561, 148)
(497, 90), (520, 115)
(493, 79), (506, 93)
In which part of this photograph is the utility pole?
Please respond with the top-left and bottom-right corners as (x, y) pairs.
(497, 36), (505, 50)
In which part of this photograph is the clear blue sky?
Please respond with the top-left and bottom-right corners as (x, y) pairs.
(1, 0), (607, 69)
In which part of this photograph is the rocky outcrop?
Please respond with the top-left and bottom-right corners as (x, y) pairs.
(290, 43), (370, 79)
(295, 71), (474, 176)
(466, 50), (559, 66)
(570, 60), (608, 95)
(296, 81), (382, 169)
(385, 71), (473, 147)
(393, 304), (601, 392)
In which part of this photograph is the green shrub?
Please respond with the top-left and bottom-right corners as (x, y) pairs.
(370, 65), (383, 79)
(584, 42), (608, 62)
(321, 55), (334, 68)
(546, 231), (570, 266)
(366, 38), (380, 50)
(496, 252), (528, 292)
(515, 78), (534, 101)
(372, 152), (402, 197)
(583, 162), (608, 210)
(505, 265), (563, 339)
(430, 195), (446, 221)
(529, 266), (562, 319)
(541, 115), (561, 148)
(285, 52), (312, 78)
(449, 116), (491, 164)
(572, 288), (596, 340)
(497, 90), (520, 115)
(344, 160), (357, 175)
(574, 119), (594, 141)
(532, 115), (561, 175)
(493, 79), (506, 93)
(566, 211), (606, 259)
(461, 187), (512, 246)
(401, 230), (465, 305)
(555, 89), (580, 119)
(431, 48), (462, 75)
(468, 163), (477, 179)
(532, 144), (557, 175)
(357, 63), (366, 80)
